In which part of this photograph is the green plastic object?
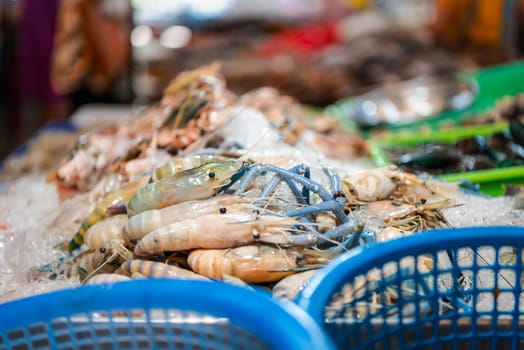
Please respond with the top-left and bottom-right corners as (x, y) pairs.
(369, 123), (524, 196)
(330, 60), (524, 134)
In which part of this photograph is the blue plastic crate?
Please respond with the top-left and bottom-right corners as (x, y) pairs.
(296, 226), (524, 349)
(0, 279), (335, 350)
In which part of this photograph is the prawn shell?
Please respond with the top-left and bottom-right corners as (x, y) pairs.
(85, 214), (128, 250)
(66, 177), (146, 252)
(126, 160), (245, 216)
(85, 273), (131, 285)
(272, 269), (318, 300)
(116, 260), (207, 280)
(133, 213), (298, 256)
(342, 167), (397, 202)
(151, 155), (233, 182)
(187, 245), (298, 283)
(123, 195), (254, 242)
(376, 226), (406, 243)
(364, 200), (416, 222)
(54, 248), (116, 281)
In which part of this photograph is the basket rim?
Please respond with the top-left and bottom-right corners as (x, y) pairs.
(0, 279), (335, 350)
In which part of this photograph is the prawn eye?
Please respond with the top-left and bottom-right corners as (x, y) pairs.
(208, 171), (216, 178)
(252, 230), (260, 239)
(219, 207), (227, 214)
(333, 191), (345, 199)
(252, 209), (260, 215)
(99, 247), (106, 254)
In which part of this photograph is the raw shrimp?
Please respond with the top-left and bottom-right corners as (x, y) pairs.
(133, 213), (309, 256)
(158, 63), (235, 150)
(162, 62), (221, 100)
(126, 160), (247, 216)
(376, 226), (406, 243)
(272, 269), (318, 300)
(116, 260), (208, 280)
(65, 177), (147, 252)
(124, 195), (256, 242)
(123, 148), (172, 179)
(84, 214), (128, 250)
(54, 134), (136, 194)
(151, 155), (233, 182)
(53, 240), (132, 282)
(85, 273), (131, 285)
(315, 213), (337, 233)
(342, 166), (422, 203)
(364, 199), (451, 233)
(187, 245), (333, 283)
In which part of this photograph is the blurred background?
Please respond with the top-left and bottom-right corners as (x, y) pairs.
(0, 0), (522, 159)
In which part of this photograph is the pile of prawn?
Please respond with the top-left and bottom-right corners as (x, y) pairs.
(49, 63), (359, 197)
(36, 155), (454, 300)
(29, 64), (456, 301)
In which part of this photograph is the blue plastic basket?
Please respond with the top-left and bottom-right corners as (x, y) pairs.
(0, 279), (335, 350)
(296, 226), (524, 350)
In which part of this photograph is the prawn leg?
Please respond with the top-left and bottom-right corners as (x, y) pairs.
(231, 163), (348, 223)
(259, 164), (348, 224)
(257, 164), (309, 206)
(282, 198), (344, 218)
(323, 167), (343, 198)
(321, 219), (365, 251)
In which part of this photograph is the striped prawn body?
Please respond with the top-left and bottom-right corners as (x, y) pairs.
(187, 245), (302, 283)
(115, 260), (208, 280)
(123, 195), (255, 243)
(85, 214), (128, 250)
(66, 177), (147, 252)
(133, 212), (300, 256)
(150, 155), (233, 182)
(85, 273), (132, 285)
(53, 240), (131, 281)
(126, 160), (246, 216)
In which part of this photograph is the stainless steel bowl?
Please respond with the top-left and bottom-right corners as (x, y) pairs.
(351, 76), (476, 128)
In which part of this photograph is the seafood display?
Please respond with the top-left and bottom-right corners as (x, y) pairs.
(385, 133), (524, 174)
(0, 64), (454, 298)
(383, 96), (524, 175)
(1, 63), (523, 309)
(47, 63), (236, 195)
(462, 94), (524, 126)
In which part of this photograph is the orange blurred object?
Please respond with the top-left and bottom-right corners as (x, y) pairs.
(433, 0), (519, 62)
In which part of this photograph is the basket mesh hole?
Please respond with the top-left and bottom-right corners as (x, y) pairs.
(477, 246), (495, 265)
(457, 316), (472, 337)
(497, 292), (516, 312)
(12, 344), (29, 350)
(498, 268), (516, 287)
(456, 247), (474, 268)
(499, 246), (518, 265)
(7, 329), (24, 341)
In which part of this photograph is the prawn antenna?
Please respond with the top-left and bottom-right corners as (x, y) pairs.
(238, 127), (273, 162)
